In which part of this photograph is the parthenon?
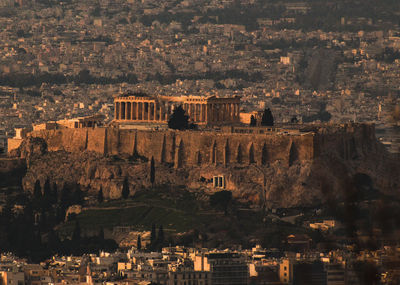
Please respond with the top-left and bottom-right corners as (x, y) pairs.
(114, 92), (241, 125)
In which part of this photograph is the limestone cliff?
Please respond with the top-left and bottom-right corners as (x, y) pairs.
(9, 124), (399, 208)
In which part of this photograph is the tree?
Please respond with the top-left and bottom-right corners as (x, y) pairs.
(250, 115), (257, 126)
(33, 180), (42, 211)
(60, 184), (72, 208)
(72, 184), (84, 205)
(51, 183), (58, 204)
(137, 234), (142, 250)
(97, 187), (104, 203)
(168, 105), (189, 130)
(47, 228), (61, 253)
(43, 179), (52, 210)
(261, 108), (274, 126)
(150, 224), (156, 249)
(72, 220), (81, 243)
(98, 227), (105, 240)
(43, 179), (51, 199)
(210, 190), (232, 215)
(150, 157), (155, 186)
(157, 225), (164, 249)
(122, 177), (129, 199)
(33, 180), (42, 199)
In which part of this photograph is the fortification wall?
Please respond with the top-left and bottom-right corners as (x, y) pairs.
(26, 124), (376, 168)
(313, 123), (377, 160)
(28, 127), (317, 167)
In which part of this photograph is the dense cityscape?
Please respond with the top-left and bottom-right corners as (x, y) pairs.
(0, 0), (400, 284)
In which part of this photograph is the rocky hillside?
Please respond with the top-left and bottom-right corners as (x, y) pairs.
(7, 127), (400, 208)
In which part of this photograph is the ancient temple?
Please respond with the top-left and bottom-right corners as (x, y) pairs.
(113, 92), (241, 125)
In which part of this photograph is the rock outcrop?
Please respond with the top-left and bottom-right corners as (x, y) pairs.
(9, 124), (400, 208)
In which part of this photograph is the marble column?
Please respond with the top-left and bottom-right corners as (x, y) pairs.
(198, 104), (201, 122)
(148, 102), (152, 121)
(126, 102), (130, 120)
(134, 102), (138, 120)
(163, 103), (167, 121)
(124, 102), (128, 120)
(183, 103), (187, 114)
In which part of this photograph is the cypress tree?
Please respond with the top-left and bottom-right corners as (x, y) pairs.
(43, 179), (52, 210)
(33, 180), (42, 199)
(98, 227), (105, 240)
(150, 224), (156, 249)
(122, 177), (129, 199)
(33, 180), (42, 211)
(72, 184), (84, 205)
(72, 220), (81, 243)
(47, 228), (61, 253)
(168, 105), (189, 130)
(97, 187), (104, 203)
(137, 234), (142, 250)
(150, 157), (155, 186)
(157, 225), (164, 249)
(43, 179), (51, 198)
(250, 115), (257, 126)
(51, 182), (58, 204)
(60, 184), (71, 208)
(261, 108), (274, 126)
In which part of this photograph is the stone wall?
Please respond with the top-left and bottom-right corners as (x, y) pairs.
(28, 128), (317, 167)
(27, 123), (376, 168)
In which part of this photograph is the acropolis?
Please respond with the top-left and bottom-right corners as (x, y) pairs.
(113, 92), (241, 125)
